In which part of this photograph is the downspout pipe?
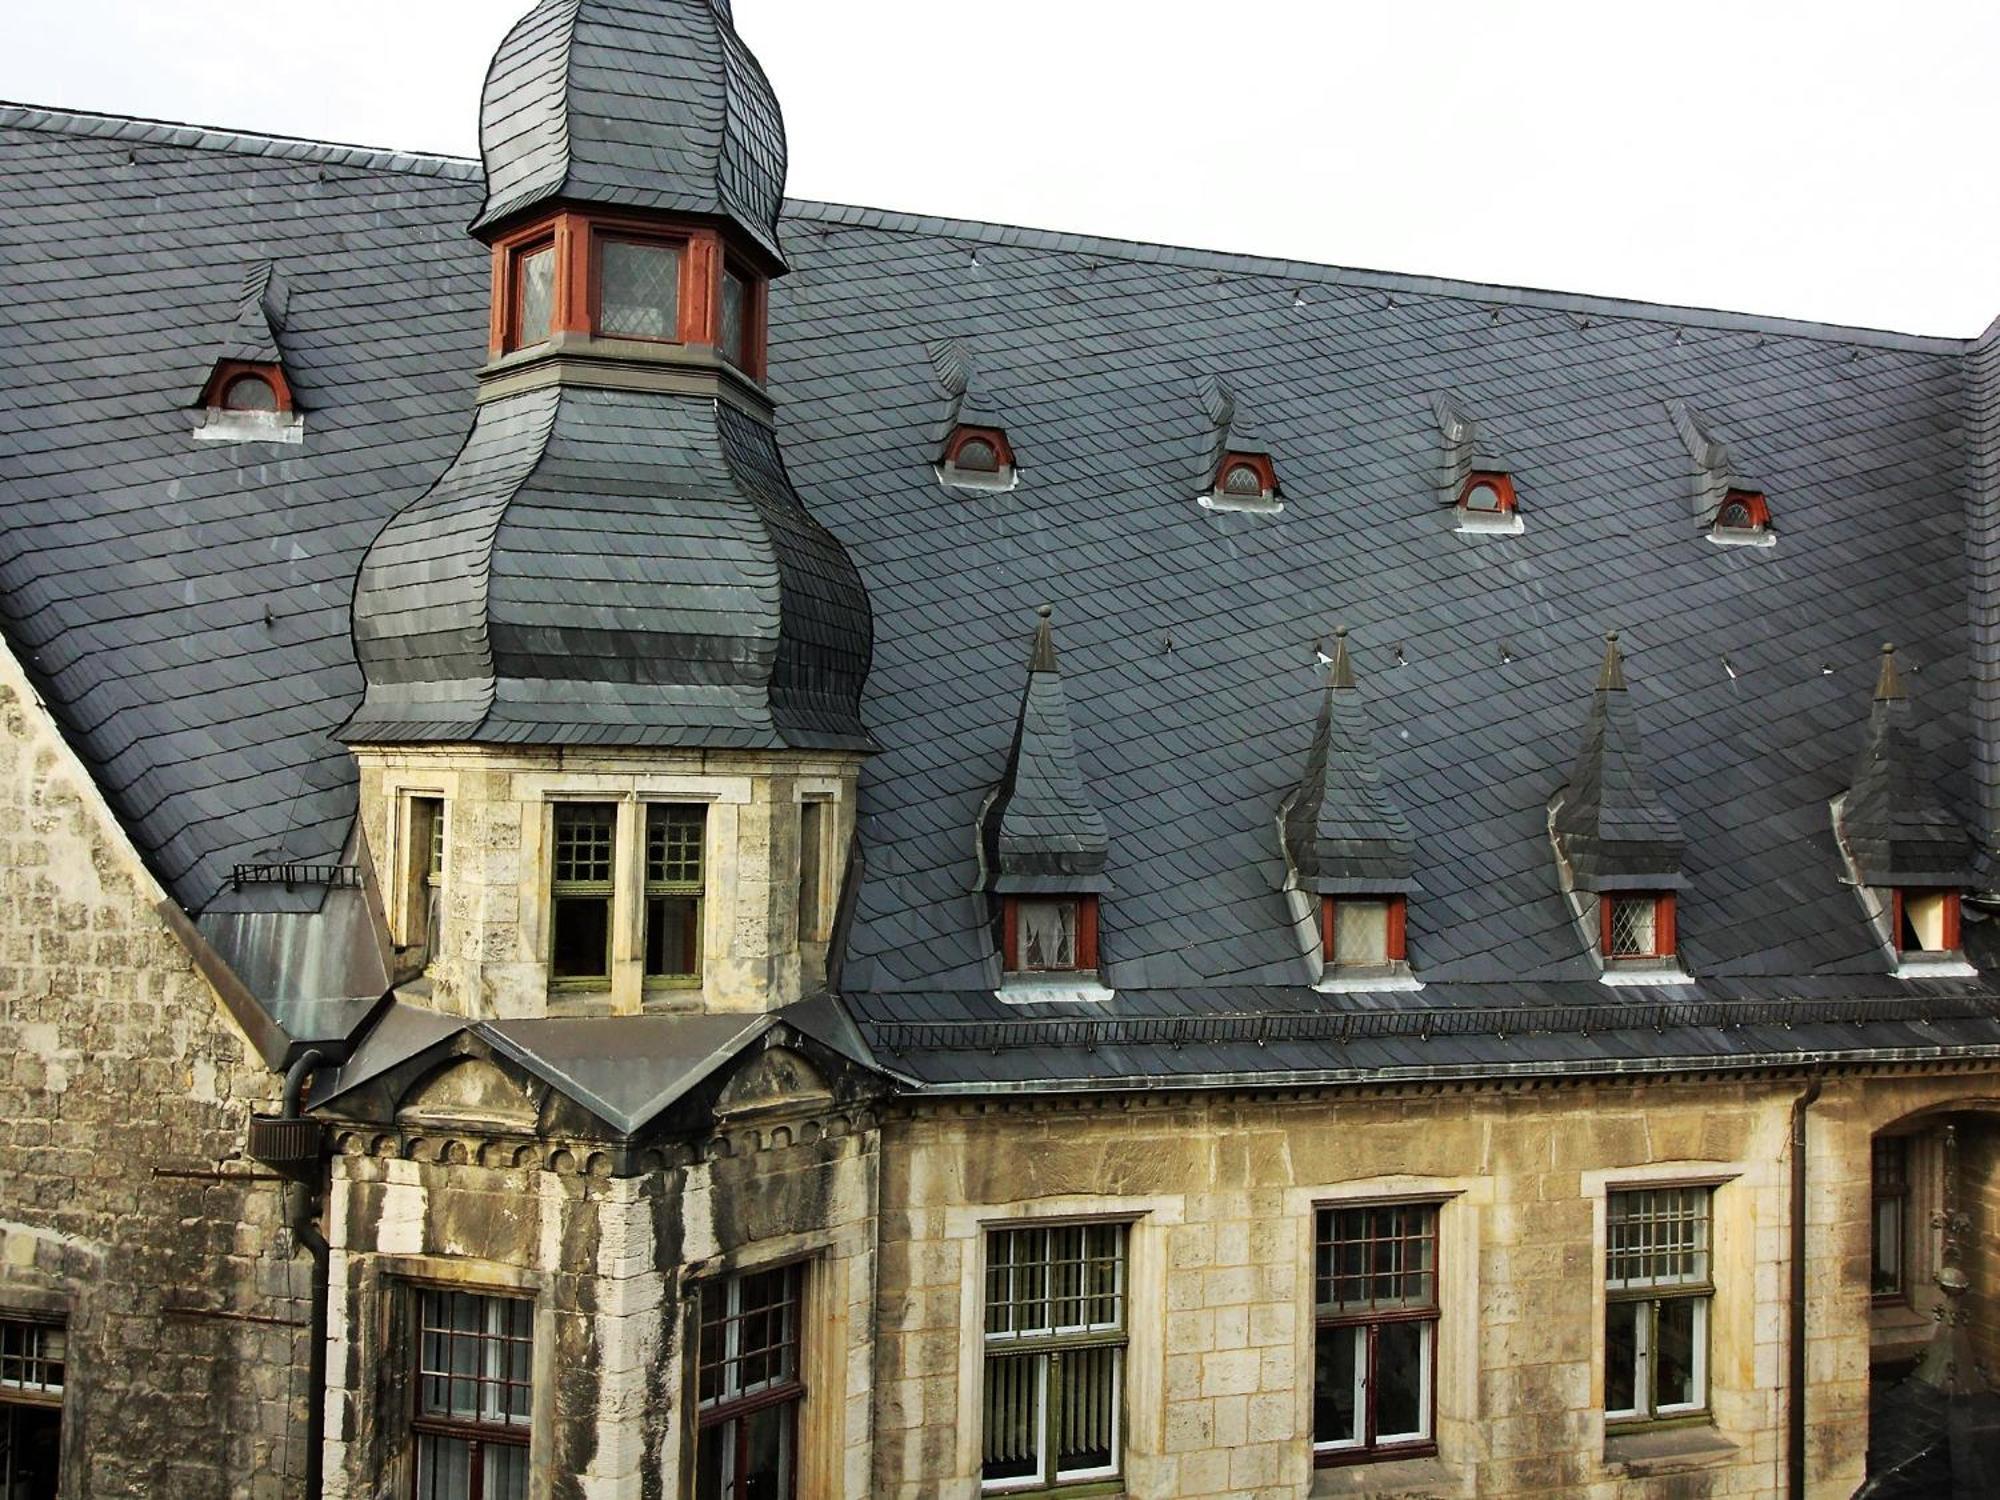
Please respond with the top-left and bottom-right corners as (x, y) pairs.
(283, 1049), (329, 1500)
(1788, 1069), (1825, 1500)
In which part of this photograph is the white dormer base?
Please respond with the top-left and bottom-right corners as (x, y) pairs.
(1599, 964), (1696, 987)
(997, 976), (1116, 1006)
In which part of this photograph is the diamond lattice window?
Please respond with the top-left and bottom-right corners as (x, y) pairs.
(599, 239), (683, 341)
(1608, 897), (1658, 959)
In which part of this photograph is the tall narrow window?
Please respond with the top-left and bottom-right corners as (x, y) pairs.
(797, 800), (826, 945)
(719, 265), (751, 369)
(596, 237), (684, 341)
(551, 803), (617, 985)
(1321, 897), (1408, 971)
(413, 1291), (533, 1500)
(1313, 1203), (1438, 1461)
(1871, 1138), (1910, 1301)
(1605, 1187), (1712, 1423)
(982, 1223), (1127, 1491)
(1003, 896), (1099, 975)
(0, 1318), (64, 1500)
(643, 804), (704, 986)
(402, 796), (445, 956)
(696, 1264), (805, 1500)
(512, 241), (556, 350)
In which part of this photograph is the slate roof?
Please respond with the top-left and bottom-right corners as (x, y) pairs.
(473, 0), (789, 264)
(1840, 644), (1977, 887)
(1277, 629), (1414, 893)
(1551, 633), (1686, 891)
(5, 102), (2000, 1089)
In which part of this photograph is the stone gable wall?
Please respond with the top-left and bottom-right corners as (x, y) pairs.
(0, 672), (304, 1499)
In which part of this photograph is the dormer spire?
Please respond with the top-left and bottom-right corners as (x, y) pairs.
(1279, 630), (1413, 892)
(1552, 632), (1683, 890)
(1840, 642), (1972, 886)
(981, 608), (1109, 891)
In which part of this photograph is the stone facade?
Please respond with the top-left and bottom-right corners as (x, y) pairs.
(0, 653), (307, 1499)
(870, 1071), (2000, 1500)
(351, 746), (863, 1020)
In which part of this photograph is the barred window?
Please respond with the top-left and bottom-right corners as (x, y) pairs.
(413, 1291), (533, 1500)
(1313, 1203), (1438, 1459)
(550, 803), (616, 984)
(696, 1264), (805, 1500)
(0, 1320), (64, 1398)
(1605, 1187), (1712, 1422)
(982, 1222), (1127, 1491)
(1, 1317), (64, 1500)
(643, 805), (705, 985)
(1871, 1138), (1910, 1300)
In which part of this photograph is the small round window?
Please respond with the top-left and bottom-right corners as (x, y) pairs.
(222, 374), (279, 413)
(1462, 479), (1504, 512)
(1222, 463), (1265, 497)
(953, 437), (1000, 473)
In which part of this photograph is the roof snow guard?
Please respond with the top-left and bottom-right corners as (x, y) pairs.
(980, 608), (1110, 894)
(1840, 644), (1975, 887)
(1551, 633), (1685, 891)
(344, 386), (873, 750)
(1277, 629), (1414, 895)
(473, 0), (789, 267)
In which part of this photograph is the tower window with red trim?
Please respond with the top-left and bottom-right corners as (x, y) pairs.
(1321, 897), (1408, 970)
(1003, 895), (1099, 974)
(1602, 893), (1676, 961)
(1893, 889), (1961, 956)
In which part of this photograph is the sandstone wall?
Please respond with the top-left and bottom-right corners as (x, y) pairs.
(0, 670), (304, 1499)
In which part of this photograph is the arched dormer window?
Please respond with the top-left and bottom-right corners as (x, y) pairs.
(1203, 451), (1281, 513)
(1458, 471), (1515, 515)
(937, 425), (1017, 491)
(193, 359), (302, 445)
(221, 371), (281, 413)
(1709, 488), (1775, 547)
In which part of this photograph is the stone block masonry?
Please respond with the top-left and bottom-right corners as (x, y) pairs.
(0, 666), (306, 1498)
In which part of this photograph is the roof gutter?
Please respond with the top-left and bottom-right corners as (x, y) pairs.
(1787, 1069), (1825, 1500)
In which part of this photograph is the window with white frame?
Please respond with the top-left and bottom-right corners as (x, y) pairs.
(695, 1263), (805, 1500)
(1605, 1187), (1712, 1423)
(412, 1290), (533, 1500)
(1, 1317), (64, 1500)
(981, 1222), (1127, 1492)
(1313, 1203), (1438, 1461)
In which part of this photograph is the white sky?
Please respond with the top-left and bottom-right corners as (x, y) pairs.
(7, 0), (1999, 338)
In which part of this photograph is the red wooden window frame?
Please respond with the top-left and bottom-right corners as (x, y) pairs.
(1891, 889), (1962, 954)
(1714, 489), (1771, 531)
(1600, 893), (1676, 960)
(1457, 470), (1517, 514)
(944, 425), (1015, 473)
(1213, 451), (1278, 499)
(409, 1288), (533, 1500)
(1312, 1200), (1442, 1466)
(694, 1262), (807, 1500)
(1002, 894), (1100, 974)
(198, 359), (295, 414)
(1320, 896), (1408, 967)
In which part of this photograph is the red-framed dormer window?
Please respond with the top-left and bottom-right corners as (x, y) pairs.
(594, 232), (686, 343)
(1893, 889), (1961, 956)
(197, 359), (295, 415)
(505, 235), (558, 353)
(1002, 895), (1100, 974)
(1320, 896), (1408, 969)
(1713, 489), (1771, 533)
(1212, 452), (1279, 505)
(943, 425), (1015, 479)
(1602, 893), (1675, 961)
(1457, 471), (1517, 515)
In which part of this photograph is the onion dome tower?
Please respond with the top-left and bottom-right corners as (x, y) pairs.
(345, 0), (871, 749)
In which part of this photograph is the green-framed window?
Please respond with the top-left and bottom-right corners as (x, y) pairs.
(550, 803), (616, 985)
(644, 805), (705, 986)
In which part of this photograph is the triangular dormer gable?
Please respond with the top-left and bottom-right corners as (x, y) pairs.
(926, 337), (1019, 490)
(192, 263), (299, 432)
(979, 607), (1109, 893)
(1194, 373), (1281, 511)
(1668, 399), (1774, 542)
(1839, 644), (1974, 887)
(1277, 629), (1414, 894)
(1551, 633), (1684, 890)
(1431, 391), (1520, 533)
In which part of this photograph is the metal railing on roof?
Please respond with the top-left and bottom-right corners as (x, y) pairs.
(866, 994), (2000, 1055)
(229, 863), (361, 892)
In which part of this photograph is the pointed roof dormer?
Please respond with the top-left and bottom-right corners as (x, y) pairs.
(1196, 372), (1282, 513)
(1552, 633), (1684, 890)
(1432, 391), (1521, 534)
(1839, 644), (1974, 887)
(1668, 399), (1775, 546)
(1277, 629), (1414, 893)
(980, 607), (1110, 893)
(926, 337), (1019, 491)
(471, 0), (787, 267)
(192, 263), (301, 443)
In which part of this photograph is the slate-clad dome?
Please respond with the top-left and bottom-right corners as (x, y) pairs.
(472, 0), (789, 266)
(344, 387), (873, 750)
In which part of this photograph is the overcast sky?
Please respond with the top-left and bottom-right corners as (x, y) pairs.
(8, 0), (1999, 338)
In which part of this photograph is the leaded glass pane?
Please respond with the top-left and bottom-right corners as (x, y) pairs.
(952, 437), (1000, 473)
(645, 805), (704, 887)
(600, 239), (682, 340)
(553, 805), (615, 886)
(0, 1320), (65, 1393)
(1333, 900), (1390, 967)
(1315, 1204), (1438, 1313)
(1608, 897), (1657, 958)
(1222, 462), (1264, 496)
(516, 244), (555, 347)
(720, 266), (749, 366)
(222, 373), (278, 412)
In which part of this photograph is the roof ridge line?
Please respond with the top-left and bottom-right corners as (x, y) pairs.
(780, 196), (1972, 353)
(0, 100), (481, 182)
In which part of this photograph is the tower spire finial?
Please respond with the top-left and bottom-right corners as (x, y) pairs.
(1030, 605), (1058, 672)
(1875, 642), (1907, 702)
(1598, 631), (1626, 692)
(1329, 626), (1355, 690)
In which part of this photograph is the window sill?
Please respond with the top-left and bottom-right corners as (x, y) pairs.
(1311, 1451), (1453, 1497)
(1706, 527), (1775, 549)
(1315, 964), (1423, 994)
(194, 409), (305, 445)
(997, 973), (1116, 1006)
(936, 464), (1020, 493)
(1893, 954), (1977, 979)
(1598, 961), (1694, 987)
(1198, 491), (1283, 515)
(1602, 1424), (1736, 1477)
(1454, 509), (1523, 536)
